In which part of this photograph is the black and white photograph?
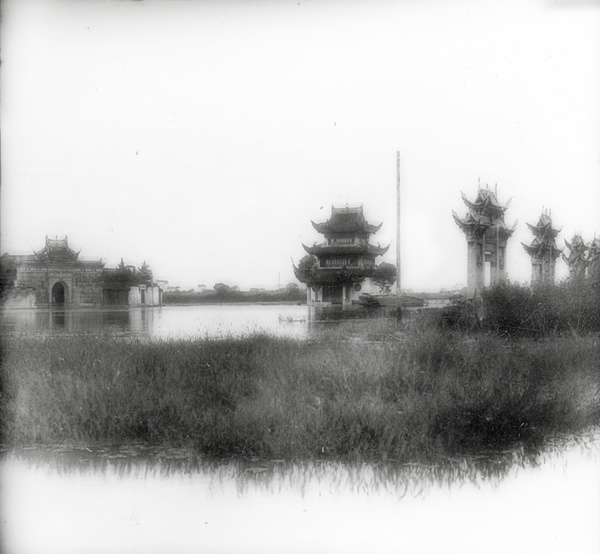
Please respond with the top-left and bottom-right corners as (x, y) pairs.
(1, 0), (599, 553)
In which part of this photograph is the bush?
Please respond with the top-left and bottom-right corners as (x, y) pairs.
(482, 277), (600, 337)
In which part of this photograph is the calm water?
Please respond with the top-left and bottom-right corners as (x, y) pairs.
(0, 304), (314, 339)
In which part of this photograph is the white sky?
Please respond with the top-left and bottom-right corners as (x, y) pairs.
(1, 0), (599, 291)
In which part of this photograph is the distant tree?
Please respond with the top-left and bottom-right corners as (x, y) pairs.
(156, 279), (168, 289)
(214, 283), (232, 296)
(137, 261), (154, 285)
(286, 282), (300, 294)
(103, 258), (138, 287)
(372, 262), (397, 294)
(298, 255), (318, 273)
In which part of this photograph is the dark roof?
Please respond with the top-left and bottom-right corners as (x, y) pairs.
(302, 243), (390, 256)
(293, 265), (372, 285)
(521, 240), (561, 259)
(564, 234), (586, 252)
(461, 187), (511, 216)
(526, 212), (561, 238)
(311, 205), (382, 235)
(453, 198), (517, 240)
(34, 236), (80, 262)
(9, 236), (106, 268)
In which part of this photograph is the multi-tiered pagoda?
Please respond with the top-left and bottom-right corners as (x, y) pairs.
(453, 185), (516, 299)
(521, 210), (561, 285)
(294, 205), (389, 306)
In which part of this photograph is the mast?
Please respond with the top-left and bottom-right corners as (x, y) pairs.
(396, 151), (401, 314)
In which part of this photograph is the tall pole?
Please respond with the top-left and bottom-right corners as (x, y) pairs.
(396, 151), (401, 319)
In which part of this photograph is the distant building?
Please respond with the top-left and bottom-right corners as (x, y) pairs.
(588, 237), (600, 279)
(453, 185), (516, 299)
(561, 233), (599, 280)
(293, 205), (390, 306)
(0, 236), (162, 309)
(521, 210), (561, 285)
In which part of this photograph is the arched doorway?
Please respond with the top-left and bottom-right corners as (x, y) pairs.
(52, 282), (67, 307)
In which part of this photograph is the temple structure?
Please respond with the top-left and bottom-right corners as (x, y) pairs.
(521, 210), (561, 285)
(0, 236), (162, 309)
(562, 234), (591, 279)
(453, 185), (516, 299)
(587, 236), (600, 279)
(294, 205), (390, 306)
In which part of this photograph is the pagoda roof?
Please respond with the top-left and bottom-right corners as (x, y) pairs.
(20, 236), (106, 267)
(521, 239), (561, 259)
(452, 211), (489, 238)
(293, 265), (372, 285)
(311, 205), (382, 235)
(461, 187), (511, 216)
(526, 212), (561, 238)
(453, 209), (516, 239)
(302, 242), (390, 256)
(34, 236), (80, 262)
(564, 234), (586, 252)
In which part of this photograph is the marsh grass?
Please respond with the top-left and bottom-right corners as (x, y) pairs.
(1, 327), (599, 466)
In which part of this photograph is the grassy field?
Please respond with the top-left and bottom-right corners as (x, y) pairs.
(1, 323), (599, 464)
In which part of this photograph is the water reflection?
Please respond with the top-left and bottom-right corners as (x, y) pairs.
(0, 305), (313, 339)
(0, 304), (407, 340)
(2, 430), (599, 554)
(3, 428), (598, 494)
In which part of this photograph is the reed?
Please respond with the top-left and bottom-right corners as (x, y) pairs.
(2, 328), (598, 464)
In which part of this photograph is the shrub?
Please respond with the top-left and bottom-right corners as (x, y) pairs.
(482, 278), (600, 337)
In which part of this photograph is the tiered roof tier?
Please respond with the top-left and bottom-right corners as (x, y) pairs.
(452, 188), (517, 240)
(16, 236), (106, 268)
(521, 212), (561, 260)
(294, 205), (389, 286)
(562, 233), (600, 278)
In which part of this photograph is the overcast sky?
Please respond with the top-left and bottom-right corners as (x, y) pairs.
(1, 0), (599, 291)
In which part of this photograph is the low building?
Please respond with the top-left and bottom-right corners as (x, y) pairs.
(0, 236), (162, 309)
(293, 205), (390, 306)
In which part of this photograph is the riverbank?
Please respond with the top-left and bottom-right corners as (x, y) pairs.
(2, 326), (598, 464)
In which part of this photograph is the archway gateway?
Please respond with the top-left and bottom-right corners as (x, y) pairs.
(52, 282), (66, 307)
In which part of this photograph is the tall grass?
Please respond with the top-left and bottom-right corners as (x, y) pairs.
(2, 328), (599, 464)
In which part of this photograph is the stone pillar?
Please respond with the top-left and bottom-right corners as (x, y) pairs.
(466, 239), (484, 299)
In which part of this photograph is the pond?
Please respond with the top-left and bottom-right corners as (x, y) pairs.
(1, 431), (599, 554)
(0, 304), (316, 339)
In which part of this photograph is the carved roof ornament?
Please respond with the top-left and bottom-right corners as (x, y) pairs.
(562, 233), (590, 276)
(454, 184), (516, 240)
(521, 210), (562, 260)
(311, 205), (383, 235)
(29, 235), (105, 267)
(34, 235), (81, 262)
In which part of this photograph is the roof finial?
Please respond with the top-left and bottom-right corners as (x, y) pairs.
(477, 177), (480, 190)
